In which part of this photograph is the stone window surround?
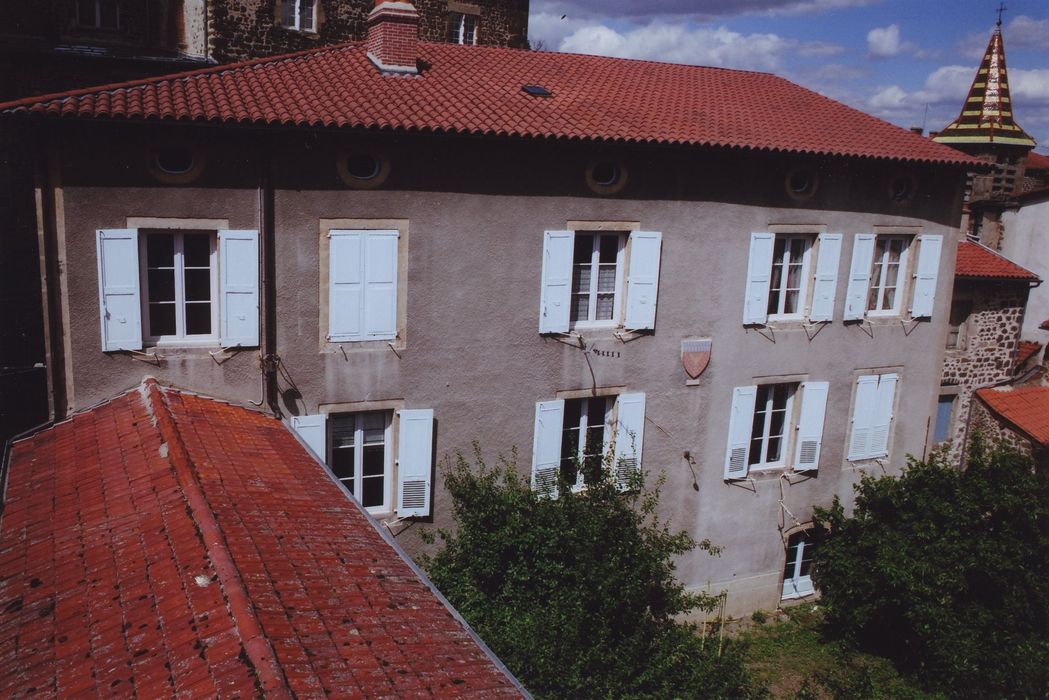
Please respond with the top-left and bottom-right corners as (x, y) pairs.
(318, 218), (409, 352)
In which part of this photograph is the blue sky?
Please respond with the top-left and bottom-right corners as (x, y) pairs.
(528, 0), (1049, 152)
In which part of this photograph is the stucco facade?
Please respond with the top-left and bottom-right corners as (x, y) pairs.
(1001, 194), (1049, 339)
(34, 121), (966, 616)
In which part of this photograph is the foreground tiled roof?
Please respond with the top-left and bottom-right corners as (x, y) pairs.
(0, 380), (524, 698)
(0, 41), (980, 166)
(955, 241), (1040, 281)
(1027, 152), (1049, 170)
(976, 385), (1049, 446)
(1016, 341), (1042, 368)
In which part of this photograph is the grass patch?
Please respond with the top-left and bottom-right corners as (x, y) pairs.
(739, 605), (942, 699)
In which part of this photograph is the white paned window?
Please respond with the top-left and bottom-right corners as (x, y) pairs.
(531, 393), (646, 496)
(449, 12), (478, 44)
(748, 383), (797, 469)
(571, 233), (625, 327)
(782, 531), (817, 599)
(867, 236), (910, 315)
(141, 232), (218, 343)
(848, 373), (898, 461)
(282, 0), (316, 31)
(767, 236), (813, 319)
(330, 411), (392, 512)
(561, 396), (612, 489)
(77, 0), (119, 29)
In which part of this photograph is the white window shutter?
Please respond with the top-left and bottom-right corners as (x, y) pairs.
(363, 230), (399, 340)
(869, 373), (898, 458)
(539, 231), (574, 334)
(844, 234), (876, 321)
(625, 232), (662, 330)
(328, 230), (363, 342)
(397, 408), (434, 517)
(910, 235), (942, 318)
(531, 399), (565, 497)
(724, 386), (757, 480)
(218, 230), (260, 347)
(793, 382), (829, 471)
(743, 233), (774, 325)
(847, 375), (879, 460)
(291, 414), (327, 462)
(613, 392), (646, 490)
(809, 234), (842, 322)
(96, 229), (143, 351)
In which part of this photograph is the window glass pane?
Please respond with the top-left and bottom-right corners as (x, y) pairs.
(148, 268), (176, 302)
(783, 538), (800, 579)
(331, 446), (354, 484)
(184, 269), (211, 302)
(300, 0), (315, 30)
(362, 444), (384, 477)
(462, 14), (477, 44)
(183, 234), (211, 268)
(184, 303), (211, 335)
(99, 0), (118, 28)
(361, 474), (383, 507)
(149, 303), (176, 337)
(331, 418), (355, 448)
(147, 235), (175, 268)
(561, 399), (582, 483)
(882, 287), (896, 310)
(783, 289), (799, 315)
(595, 294), (614, 320)
(798, 539), (816, 577)
(598, 235), (618, 264)
(77, 0), (95, 25)
(596, 264), (616, 293)
(282, 0), (298, 27)
(934, 395), (954, 442)
(574, 234), (593, 262)
(572, 265), (592, 295)
(362, 412), (386, 443)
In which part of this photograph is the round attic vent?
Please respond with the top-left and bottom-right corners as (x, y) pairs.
(337, 149), (390, 189)
(785, 168), (819, 200)
(585, 159), (629, 195)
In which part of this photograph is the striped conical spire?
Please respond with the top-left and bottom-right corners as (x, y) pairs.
(934, 26), (1036, 148)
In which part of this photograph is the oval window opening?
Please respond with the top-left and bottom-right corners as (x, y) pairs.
(591, 161), (620, 187)
(155, 147), (195, 175)
(346, 154), (381, 180)
(788, 171), (814, 195)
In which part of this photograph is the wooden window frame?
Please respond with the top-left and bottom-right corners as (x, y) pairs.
(139, 230), (219, 347)
(748, 382), (797, 470)
(328, 410), (393, 514)
(866, 234), (911, 317)
(570, 232), (626, 329)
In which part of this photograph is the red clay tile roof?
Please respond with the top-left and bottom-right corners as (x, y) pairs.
(0, 42), (980, 166)
(955, 241), (1040, 281)
(1016, 341), (1042, 368)
(1026, 151), (1049, 170)
(976, 385), (1049, 446)
(1041, 318), (1049, 331)
(0, 379), (524, 698)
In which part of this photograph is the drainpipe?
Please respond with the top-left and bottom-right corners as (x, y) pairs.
(36, 133), (67, 420)
(259, 142), (281, 418)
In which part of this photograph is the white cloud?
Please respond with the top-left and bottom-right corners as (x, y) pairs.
(867, 24), (901, 57)
(868, 85), (908, 110)
(1007, 15), (1049, 51)
(531, 0), (878, 22)
(557, 22), (840, 71)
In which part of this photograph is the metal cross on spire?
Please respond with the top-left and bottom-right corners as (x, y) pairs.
(996, 2), (1007, 27)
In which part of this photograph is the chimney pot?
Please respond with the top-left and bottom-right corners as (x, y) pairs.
(367, 1), (420, 75)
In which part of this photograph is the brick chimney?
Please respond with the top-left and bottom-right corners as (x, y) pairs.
(367, 0), (420, 75)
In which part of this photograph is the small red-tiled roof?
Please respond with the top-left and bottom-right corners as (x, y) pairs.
(976, 385), (1049, 446)
(0, 379), (524, 698)
(1016, 341), (1042, 368)
(1041, 318), (1049, 331)
(0, 41), (980, 166)
(955, 241), (1040, 281)
(1026, 151), (1049, 170)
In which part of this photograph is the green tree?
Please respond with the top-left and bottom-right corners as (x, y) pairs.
(422, 446), (763, 700)
(812, 439), (1049, 699)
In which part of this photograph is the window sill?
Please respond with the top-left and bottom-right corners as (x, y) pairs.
(323, 337), (404, 353)
(147, 338), (220, 349)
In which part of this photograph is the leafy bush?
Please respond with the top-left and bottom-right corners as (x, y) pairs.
(422, 445), (763, 700)
(811, 439), (1049, 699)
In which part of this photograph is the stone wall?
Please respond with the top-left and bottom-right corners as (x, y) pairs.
(209, 0), (529, 63)
(939, 280), (1028, 462)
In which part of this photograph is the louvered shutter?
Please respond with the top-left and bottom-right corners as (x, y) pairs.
(613, 393), (646, 490)
(96, 229), (143, 351)
(397, 408), (433, 517)
(291, 414), (327, 462)
(363, 230), (399, 340)
(329, 230), (364, 341)
(910, 235), (942, 318)
(847, 375), (879, 460)
(844, 234), (876, 321)
(793, 382), (829, 471)
(724, 386), (757, 480)
(809, 234), (842, 322)
(624, 232), (662, 330)
(531, 399), (565, 497)
(869, 374), (898, 458)
(743, 233), (775, 325)
(539, 231), (574, 333)
(218, 230), (260, 347)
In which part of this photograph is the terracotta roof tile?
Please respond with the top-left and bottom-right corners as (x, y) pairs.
(976, 385), (1049, 446)
(1016, 341), (1042, 368)
(1026, 151), (1049, 170)
(955, 241), (1040, 281)
(1041, 319), (1049, 331)
(0, 379), (524, 698)
(0, 42), (980, 166)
